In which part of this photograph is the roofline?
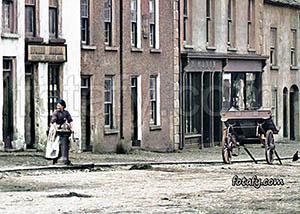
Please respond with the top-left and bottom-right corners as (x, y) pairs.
(264, 0), (300, 9)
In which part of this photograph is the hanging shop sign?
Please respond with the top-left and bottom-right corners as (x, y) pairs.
(27, 44), (67, 62)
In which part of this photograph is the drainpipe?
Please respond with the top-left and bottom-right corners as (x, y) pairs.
(120, 0), (124, 139)
(178, 0), (184, 150)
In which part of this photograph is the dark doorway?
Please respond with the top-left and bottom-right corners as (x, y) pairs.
(25, 65), (35, 148)
(3, 59), (13, 148)
(203, 72), (212, 146)
(290, 85), (299, 140)
(131, 77), (140, 147)
(81, 76), (91, 151)
(283, 87), (288, 138)
(213, 72), (222, 144)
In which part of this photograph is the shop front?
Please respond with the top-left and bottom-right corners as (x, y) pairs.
(25, 43), (67, 149)
(181, 54), (267, 149)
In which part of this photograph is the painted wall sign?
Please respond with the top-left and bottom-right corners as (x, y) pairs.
(27, 45), (67, 62)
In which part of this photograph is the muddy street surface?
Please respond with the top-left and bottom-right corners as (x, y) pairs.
(0, 160), (299, 214)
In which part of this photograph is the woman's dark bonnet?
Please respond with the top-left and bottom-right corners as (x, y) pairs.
(58, 99), (66, 108)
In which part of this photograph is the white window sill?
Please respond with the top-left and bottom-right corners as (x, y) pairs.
(183, 44), (194, 49)
(270, 65), (279, 71)
(131, 47), (143, 52)
(104, 128), (119, 135)
(150, 48), (162, 54)
(1, 33), (19, 39)
(290, 66), (299, 71)
(206, 46), (216, 51)
(247, 48), (256, 53)
(227, 47), (237, 52)
(149, 125), (162, 131)
(81, 45), (97, 50)
(105, 46), (119, 52)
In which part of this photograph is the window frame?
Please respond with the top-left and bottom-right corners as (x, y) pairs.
(206, 0), (215, 47)
(131, 0), (138, 47)
(270, 27), (278, 66)
(49, 0), (58, 39)
(150, 75), (158, 125)
(227, 0), (236, 48)
(2, 0), (17, 34)
(25, 0), (36, 37)
(247, 0), (255, 49)
(81, 0), (90, 45)
(149, 0), (155, 48)
(291, 29), (297, 66)
(104, 76), (114, 129)
(104, 0), (112, 46)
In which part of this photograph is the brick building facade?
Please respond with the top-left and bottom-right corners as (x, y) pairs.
(80, 0), (175, 152)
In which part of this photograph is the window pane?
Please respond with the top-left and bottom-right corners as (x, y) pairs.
(4, 2), (11, 29)
(49, 8), (57, 36)
(232, 73), (245, 110)
(26, 6), (35, 34)
(223, 73), (231, 110)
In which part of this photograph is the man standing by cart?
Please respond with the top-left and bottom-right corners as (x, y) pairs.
(50, 99), (73, 165)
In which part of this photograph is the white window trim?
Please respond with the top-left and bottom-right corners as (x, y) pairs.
(137, 76), (142, 141)
(156, 74), (161, 125)
(154, 0), (159, 49)
(136, 0), (141, 48)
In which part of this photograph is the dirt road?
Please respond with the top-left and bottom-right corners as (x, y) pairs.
(0, 160), (299, 214)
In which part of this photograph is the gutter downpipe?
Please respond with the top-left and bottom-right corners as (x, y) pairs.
(178, 0), (184, 150)
(120, 0), (124, 139)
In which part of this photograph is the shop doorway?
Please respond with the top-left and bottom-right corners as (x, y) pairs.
(3, 59), (13, 148)
(290, 85), (299, 140)
(81, 76), (91, 151)
(184, 72), (222, 148)
(25, 65), (35, 148)
(131, 76), (141, 147)
(283, 87), (288, 138)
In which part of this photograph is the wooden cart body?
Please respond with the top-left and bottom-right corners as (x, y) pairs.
(220, 110), (281, 164)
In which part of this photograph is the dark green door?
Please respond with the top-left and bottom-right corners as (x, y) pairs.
(3, 61), (13, 148)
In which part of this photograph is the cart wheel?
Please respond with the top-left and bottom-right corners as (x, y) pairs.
(265, 130), (275, 164)
(222, 132), (232, 164)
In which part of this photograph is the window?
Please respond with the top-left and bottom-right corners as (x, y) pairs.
(81, 0), (90, 44)
(271, 88), (278, 126)
(227, 0), (235, 48)
(150, 75), (160, 125)
(291, 29), (297, 66)
(104, 0), (112, 46)
(149, 0), (155, 48)
(131, 0), (138, 47)
(104, 76), (114, 129)
(183, 0), (187, 42)
(25, 0), (36, 37)
(270, 28), (277, 66)
(206, 0), (214, 47)
(49, 0), (58, 38)
(48, 65), (60, 123)
(185, 73), (201, 134)
(2, 0), (17, 33)
(247, 0), (254, 49)
(223, 72), (262, 111)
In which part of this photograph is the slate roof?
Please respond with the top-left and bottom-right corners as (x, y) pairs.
(264, 0), (300, 9)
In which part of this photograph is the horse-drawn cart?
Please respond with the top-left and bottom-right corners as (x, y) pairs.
(221, 110), (282, 164)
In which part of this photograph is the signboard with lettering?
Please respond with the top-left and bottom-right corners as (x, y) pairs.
(27, 44), (67, 62)
(184, 59), (222, 72)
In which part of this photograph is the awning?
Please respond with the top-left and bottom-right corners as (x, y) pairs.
(224, 59), (263, 73)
